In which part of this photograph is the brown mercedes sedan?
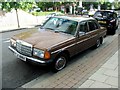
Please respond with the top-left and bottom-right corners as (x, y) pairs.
(9, 16), (107, 72)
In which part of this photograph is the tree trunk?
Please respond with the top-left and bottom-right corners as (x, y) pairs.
(15, 9), (20, 28)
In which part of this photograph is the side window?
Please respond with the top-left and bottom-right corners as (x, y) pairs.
(113, 13), (117, 18)
(79, 21), (88, 33)
(88, 21), (98, 31)
(94, 21), (99, 29)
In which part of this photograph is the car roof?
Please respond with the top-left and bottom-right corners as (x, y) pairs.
(96, 10), (115, 13)
(53, 15), (95, 22)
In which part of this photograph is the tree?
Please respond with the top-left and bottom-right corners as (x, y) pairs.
(1, 2), (34, 27)
(114, 0), (120, 9)
(1, 2), (21, 27)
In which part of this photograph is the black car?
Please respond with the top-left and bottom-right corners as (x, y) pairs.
(93, 10), (119, 35)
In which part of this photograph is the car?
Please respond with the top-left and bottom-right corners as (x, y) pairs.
(82, 9), (88, 15)
(46, 12), (64, 19)
(118, 15), (120, 22)
(29, 7), (42, 13)
(9, 16), (107, 72)
(93, 10), (119, 35)
(88, 9), (96, 17)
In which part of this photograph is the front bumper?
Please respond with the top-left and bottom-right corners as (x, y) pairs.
(8, 46), (52, 65)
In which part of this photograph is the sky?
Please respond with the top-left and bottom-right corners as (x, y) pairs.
(109, 0), (114, 2)
(109, 0), (120, 2)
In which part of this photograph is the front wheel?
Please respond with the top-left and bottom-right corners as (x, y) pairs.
(52, 54), (68, 72)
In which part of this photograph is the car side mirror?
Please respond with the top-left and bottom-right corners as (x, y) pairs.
(79, 31), (86, 36)
(97, 14), (102, 17)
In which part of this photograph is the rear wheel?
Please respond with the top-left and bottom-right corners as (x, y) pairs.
(94, 38), (103, 48)
(96, 39), (101, 48)
(111, 30), (116, 35)
(107, 25), (116, 35)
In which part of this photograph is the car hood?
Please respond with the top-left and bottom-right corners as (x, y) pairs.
(12, 28), (74, 50)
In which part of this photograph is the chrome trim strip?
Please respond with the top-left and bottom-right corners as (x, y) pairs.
(8, 46), (46, 63)
(16, 40), (32, 47)
(51, 43), (76, 54)
(51, 34), (97, 54)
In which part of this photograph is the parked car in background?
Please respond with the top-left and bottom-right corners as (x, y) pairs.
(46, 12), (64, 19)
(29, 7), (42, 13)
(93, 10), (119, 35)
(88, 9), (96, 17)
(82, 9), (88, 15)
(118, 15), (120, 22)
(9, 16), (106, 72)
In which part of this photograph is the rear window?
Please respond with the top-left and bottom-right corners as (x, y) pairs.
(94, 11), (114, 18)
(88, 20), (99, 31)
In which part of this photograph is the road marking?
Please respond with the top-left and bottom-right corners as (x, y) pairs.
(0, 38), (10, 41)
(4, 40), (10, 43)
(1, 38), (10, 43)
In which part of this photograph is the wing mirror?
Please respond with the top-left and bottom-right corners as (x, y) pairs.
(97, 14), (102, 17)
(79, 31), (86, 36)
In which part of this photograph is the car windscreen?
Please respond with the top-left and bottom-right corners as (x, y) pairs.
(41, 17), (78, 35)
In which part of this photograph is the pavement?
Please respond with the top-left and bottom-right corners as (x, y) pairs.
(79, 51), (118, 88)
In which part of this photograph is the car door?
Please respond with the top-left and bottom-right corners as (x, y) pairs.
(76, 21), (91, 53)
(76, 20), (99, 53)
(87, 20), (100, 47)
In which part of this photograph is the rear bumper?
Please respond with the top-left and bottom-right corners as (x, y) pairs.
(8, 46), (53, 65)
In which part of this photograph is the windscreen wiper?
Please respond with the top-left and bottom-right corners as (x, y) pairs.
(45, 28), (54, 30)
(54, 30), (67, 34)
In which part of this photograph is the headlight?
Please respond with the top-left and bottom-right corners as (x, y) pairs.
(10, 39), (16, 47)
(33, 48), (51, 59)
(33, 48), (44, 58)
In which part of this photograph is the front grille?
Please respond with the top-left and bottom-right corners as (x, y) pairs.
(16, 40), (32, 56)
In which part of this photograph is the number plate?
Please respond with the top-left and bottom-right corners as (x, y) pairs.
(14, 53), (26, 61)
(98, 21), (106, 24)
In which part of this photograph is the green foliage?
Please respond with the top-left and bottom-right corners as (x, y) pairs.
(36, 2), (61, 11)
(114, 0), (120, 9)
(1, 2), (21, 12)
(19, 2), (33, 11)
(1, 1), (119, 13)
(1, 2), (33, 12)
(31, 11), (61, 16)
(82, 2), (98, 10)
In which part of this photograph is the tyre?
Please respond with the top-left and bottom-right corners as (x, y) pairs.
(110, 26), (116, 35)
(93, 38), (102, 48)
(111, 30), (116, 35)
(52, 53), (68, 72)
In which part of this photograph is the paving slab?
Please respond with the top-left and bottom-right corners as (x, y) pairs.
(89, 73), (108, 82)
(95, 67), (108, 74)
(104, 69), (118, 77)
(79, 80), (94, 88)
(105, 76), (118, 87)
(101, 63), (118, 70)
(89, 81), (112, 88)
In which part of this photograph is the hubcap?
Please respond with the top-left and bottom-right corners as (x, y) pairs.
(55, 56), (66, 70)
(97, 39), (100, 47)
